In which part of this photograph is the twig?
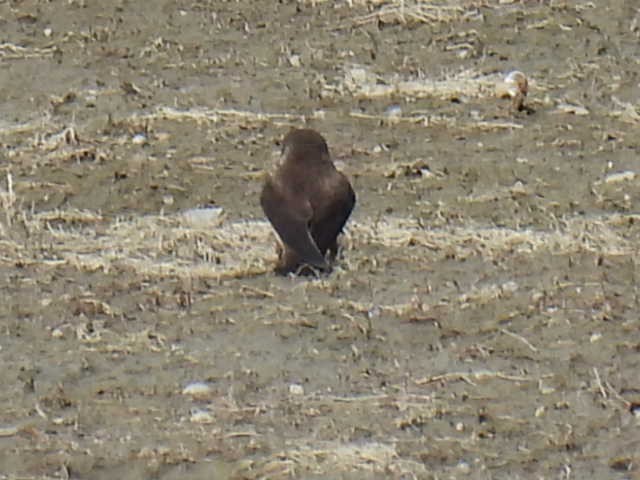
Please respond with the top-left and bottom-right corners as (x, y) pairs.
(592, 367), (607, 399)
(604, 380), (631, 408)
(501, 328), (538, 353)
(224, 431), (259, 438)
(0, 172), (16, 228)
(35, 403), (49, 420)
(240, 285), (275, 298)
(415, 370), (536, 386)
(322, 394), (389, 403)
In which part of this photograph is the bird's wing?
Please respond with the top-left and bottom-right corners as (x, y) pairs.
(310, 174), (356, 253)
(261, 180), (328, 268)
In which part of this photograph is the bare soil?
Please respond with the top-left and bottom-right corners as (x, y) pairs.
(1, 1), (640, 479)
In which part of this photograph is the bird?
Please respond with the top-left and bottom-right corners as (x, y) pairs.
(260, 128), (356, 275)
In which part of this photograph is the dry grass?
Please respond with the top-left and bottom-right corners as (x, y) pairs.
(137, 106), (316, 127)
(1, 206), (636, 281)
(238, 440), (427, 478)
(0, 173), (16, 230)
(2, 199), (635, 339)
(0, 41), (57, 59)
(352, 2), (467, 27)
(300, 0), (482, 28)
(334, 66), (502, 100)
(356, 214), (638, 258)
(6, 208), (273, 279)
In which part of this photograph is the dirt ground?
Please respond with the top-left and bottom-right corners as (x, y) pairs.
(1, 1), (640, 478)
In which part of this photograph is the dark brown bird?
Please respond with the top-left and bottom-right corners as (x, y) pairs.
(261, 129), (356, 275)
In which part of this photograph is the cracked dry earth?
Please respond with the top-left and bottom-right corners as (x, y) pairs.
(1, 1), (640, 479)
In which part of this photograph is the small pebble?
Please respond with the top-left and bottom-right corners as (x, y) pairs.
(604, 171), (635, 184)
(367, 306), (381, 319)
(510, 181), (527, 196)
(502, 281), (519, 294)
(131, 133), (147, 145)
(347, 67), (368, 86)
(539, 383), (555, 395)
(182, 382), (212, 398)
(456, 460), (471, 475)
(289, 384), (304, 396)
(530, 291), (544, 303)
(0, 426), (18, 437)
(138, 447), (155, 459)
(154, 132), (171, 142)
(288, 54), (301, 67)
(189, 408), (215, 424)
(384, 105), (402, 118)
(419, 167), (434, 178)
(555, 102), (589, 116)
(182, 207), (224, 227)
